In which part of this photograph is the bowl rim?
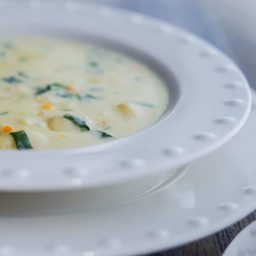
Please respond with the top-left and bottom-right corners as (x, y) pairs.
(0, 0), (251, 191)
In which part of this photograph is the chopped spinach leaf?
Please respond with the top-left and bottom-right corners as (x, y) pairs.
(57, 93), (82, 101)
(2, 76), (22, 84)
(10, 131), (33, 150)
(35, 86), (51, 95)
(2, 71), (28, 84)
(98, 131), (113, 138)
(132, 101), (154, 108)
(73, 94), (83, 101)
(63, 114), (90, 131)
(17, 72), (28, 78)
(57, 93), (72, 98)
(0, 111), (8, 116)
(87, 60), (103, 74)
(90, 61), (99, 68)
(84, 94), (100, 100)
(49, 82), (66, 89)
(35, 82), (66, 95)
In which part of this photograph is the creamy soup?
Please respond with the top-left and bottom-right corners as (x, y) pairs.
(0, 37), (168, 150)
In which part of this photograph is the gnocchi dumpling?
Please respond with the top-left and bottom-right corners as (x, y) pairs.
(116, 103), (136, 117)
(47, 117), (77, 131)
(0, 133), (15, 149)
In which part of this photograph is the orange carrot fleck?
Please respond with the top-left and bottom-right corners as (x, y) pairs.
(2, 126), (13, 133)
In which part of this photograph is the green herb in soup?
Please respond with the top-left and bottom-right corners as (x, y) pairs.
(10, 131), (33, 150)
(63, 114), (90, 131)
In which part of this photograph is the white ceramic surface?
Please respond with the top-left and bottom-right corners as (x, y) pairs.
(0, 93), (255, 255)
(0, 0), (251, 191)
(223, 221), (256, 256)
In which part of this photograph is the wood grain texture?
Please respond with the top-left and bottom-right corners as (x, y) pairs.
(146, 211), (256, 256)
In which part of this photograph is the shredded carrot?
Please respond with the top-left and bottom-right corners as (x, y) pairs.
(2, 126), (13, 133)
(42, 103), (54, 110)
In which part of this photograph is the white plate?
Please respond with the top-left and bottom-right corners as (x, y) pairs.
(223, 221), (256, 256)
(0, 0), (251, 191)
(0, 92), (256, 255)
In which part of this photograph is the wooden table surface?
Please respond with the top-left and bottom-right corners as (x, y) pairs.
(88, 1), (256, 255)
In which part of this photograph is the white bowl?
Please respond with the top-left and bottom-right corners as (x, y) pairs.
(0, 0), (251, 191)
